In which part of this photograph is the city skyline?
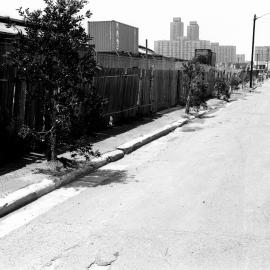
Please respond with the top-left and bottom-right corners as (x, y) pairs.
(155, 18), (238, 64)
(1, 0), (270, 60)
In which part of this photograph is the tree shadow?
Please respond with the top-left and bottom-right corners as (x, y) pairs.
(181, 126), (204, 132)
(91, 107), (184, 143)
(0, 152), (46, 177)
(200, 115), (215, 119)
(192, 118), (205, 125)
(229, 98), (238, 102)
(67, 169), (129, 189)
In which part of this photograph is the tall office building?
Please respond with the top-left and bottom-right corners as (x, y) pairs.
(187, 21), (199, 40)
(170, 17), (184, 40)
(155, 37), (186, 59)
(255, 46), (270, 61)
(154, 38), (210, 60)
(155, 17), (240, 65)
(236, 54), (245, 63)
(210, 43), (236, 63)
(254, 46), (270, 68)
(182, 40), (210, 59)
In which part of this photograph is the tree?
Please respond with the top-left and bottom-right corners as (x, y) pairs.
(239, 69), (249, 89)
(230, 73), (241, 91)
(182, 60), (208, 114)
(214, 77), (230, 101)
(7, 0), (99, 161)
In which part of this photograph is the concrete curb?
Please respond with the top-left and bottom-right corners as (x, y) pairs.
(0, 110), (208, 217)
(117, 110), (207, 154)
(0, 150), (124, 217)
(117, 119), (188, 154)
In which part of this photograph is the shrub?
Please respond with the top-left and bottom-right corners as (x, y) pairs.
(183, 60), (208, 113)
(6, 0), (101, 161)
(214, 77), (230, 101)
(230, 73), (241, 90)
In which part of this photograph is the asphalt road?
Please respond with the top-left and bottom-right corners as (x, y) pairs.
(1, 82), (270, 270)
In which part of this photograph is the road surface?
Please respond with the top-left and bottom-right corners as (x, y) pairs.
(1, 83), (270, 269)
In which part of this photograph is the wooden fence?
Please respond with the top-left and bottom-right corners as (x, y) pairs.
(0, 66), (225, 132)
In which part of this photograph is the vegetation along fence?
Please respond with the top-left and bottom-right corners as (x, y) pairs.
(0, 66), (231, 132)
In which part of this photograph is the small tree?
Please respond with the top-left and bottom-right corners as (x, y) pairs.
(183, 60), (208, 114)
(214, 77), (230, 101)
(239, 69), (249, 89)
(230, 73), (241, 91)
(7, 0), (99, 161)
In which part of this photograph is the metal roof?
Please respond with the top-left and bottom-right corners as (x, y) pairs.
(0, 22), (25, 35)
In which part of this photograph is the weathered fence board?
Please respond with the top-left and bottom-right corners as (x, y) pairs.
(1, 65), (222, 132)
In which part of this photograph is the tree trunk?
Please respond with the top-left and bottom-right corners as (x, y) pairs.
(50, 123), (56, 161)
(185, 90), (191, 114)
(49, 89), (57, 161)
(185, 79), (192, 114)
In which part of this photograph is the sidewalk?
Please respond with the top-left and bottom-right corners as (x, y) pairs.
(0, 107), (185, 197)
(0, 90), (250, 216)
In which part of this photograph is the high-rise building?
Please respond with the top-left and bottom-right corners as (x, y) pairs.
(170, 17), (184, 40)
(182, 40), (210, 60)
(255, 46), (270, 61)
(154, 38), (186, 59)
(187, 21), (199, 40)
(155, 17), (240, 65)
(210, 43), (236, 64)
(236, 54), (245, 63)
(154, 38), (210, 60)
(254, 46), (270, 68)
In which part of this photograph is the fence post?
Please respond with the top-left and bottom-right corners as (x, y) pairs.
(149, 67), (154, 113)
(120, 69), (127, 120)
(17, 80), (27, 125)
(176, 70), (180, 105)
(136, 68), (142, 115)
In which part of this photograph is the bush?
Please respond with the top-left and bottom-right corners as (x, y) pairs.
(214, 77), (230, 101)
(230, 73), (241, 90)
(183, 61), (208, 113)
(190, 75), (208, 109)
(7, 0), (100, 161)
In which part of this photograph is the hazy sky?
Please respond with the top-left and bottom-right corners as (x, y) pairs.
(2, 0), (270, 60)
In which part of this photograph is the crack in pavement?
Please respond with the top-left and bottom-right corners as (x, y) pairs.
(42, 243), (81, 269)
(88, 251), (119, 269)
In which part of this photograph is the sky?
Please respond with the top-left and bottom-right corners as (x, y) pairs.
(1, 0), (270, 60)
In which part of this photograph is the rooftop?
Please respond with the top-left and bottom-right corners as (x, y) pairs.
(0, 16), (26, 35)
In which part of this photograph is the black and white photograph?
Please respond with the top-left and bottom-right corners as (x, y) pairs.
(0, 0), (270, 269)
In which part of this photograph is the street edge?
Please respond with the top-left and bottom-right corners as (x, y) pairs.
(0, 110), (208, 218)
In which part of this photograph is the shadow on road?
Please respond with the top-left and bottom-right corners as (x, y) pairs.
(67, 169), (128, 189)
(181, 126), (204, 132)
(200, 115), (215, 119)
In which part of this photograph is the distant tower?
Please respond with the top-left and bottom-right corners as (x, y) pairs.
(187, 21), (199, 40)
(170, 17), (184, 40)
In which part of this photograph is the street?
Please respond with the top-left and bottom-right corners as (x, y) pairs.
(1, 82), (270, 269)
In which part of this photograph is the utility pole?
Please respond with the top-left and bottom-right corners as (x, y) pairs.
(257, 53), (259, 70)
(250, 14), (256, 88)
